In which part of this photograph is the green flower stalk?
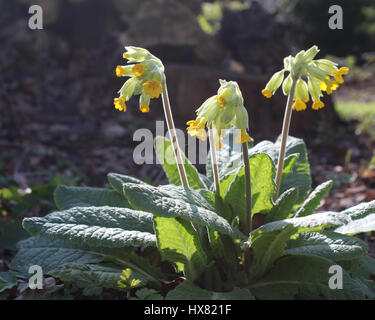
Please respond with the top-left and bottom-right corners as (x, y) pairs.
(187, 80), (253, 234)
(114, 46), (189, 187)
(261, 45), (349, 200)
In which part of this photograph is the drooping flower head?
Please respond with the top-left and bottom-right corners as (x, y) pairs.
(261, 46), (349, 111)
(187, 79), (250, 145)
(114, 46), (164, 113)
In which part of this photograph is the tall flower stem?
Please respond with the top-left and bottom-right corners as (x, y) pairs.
(209, 125), (220, 195)
(161, 78), (189, 187)
(273, 78), (297, 201)
(242, 141), (252, 235)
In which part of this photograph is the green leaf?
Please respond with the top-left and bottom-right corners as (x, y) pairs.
(166, 280), (255, 300)
(266, 188), (298, 223)
(249, 224), (298, 279)
(9, 237), (160, 285)
(9, 237), (106, 277)
(250, 136), (311, 206)
(258, 211), (351, 234)
(154, 217), (208, 280)
(340, 200), (375, 220)
(107, 172), (146, 194)
(0, 271), (18, 293)
(155, 136), (204, 190)
(50, 263), (127, 296)
(294, 180), (333, 217)
(282, 153), (299, 180)
(54, 185), (129, 210)
(243, 211), (352, 278)
(22, 206), (156, 248)
(124, 183), (245, 239)
(339, 255), (375, 299)
(249, 255), (364, 300)
(285, 231), (368, 261)
(208, 229), (238, 267)
(221, 153), (275, 230)
(335, 214), (375, 235)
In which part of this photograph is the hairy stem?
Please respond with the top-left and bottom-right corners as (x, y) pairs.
(209, 125), (220, 195)
(242, 141), (252, 235)
(161, 78), (189, 187)
(273, 79), (297, 202)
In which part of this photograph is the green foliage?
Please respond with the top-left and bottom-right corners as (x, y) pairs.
(249, 255), (365, 300)
(294, 180), (333, 217)
(166, 280), (255, 300)
(155, 136), (205, 190)
(154, 216), (208, 280)
(4, 133), (375, 300)
(54, 185), (130, 210)
(117, 268), (142, 291)
(220, 153), (275, 231)
(0, 175), (76, 250)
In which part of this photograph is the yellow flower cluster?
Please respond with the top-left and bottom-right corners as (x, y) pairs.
(114, 47), (164, 113)
(186, 80), (251, 145)
(261, 46), (349, 112)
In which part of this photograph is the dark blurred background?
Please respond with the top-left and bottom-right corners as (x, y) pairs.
(1, 0), (375, 252)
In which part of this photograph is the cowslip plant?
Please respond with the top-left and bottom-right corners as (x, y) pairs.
(2, 46), (375, 300)
(261, 45), (349, 201)
(186, 80), (253, 234)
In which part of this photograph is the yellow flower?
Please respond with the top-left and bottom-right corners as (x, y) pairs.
(235, 129), (251, 144)
(132, 64), (145, 77)
(216, 95), (226, 107)
(114, 96), (126, 112)
(312, 100), (325, 110)
(262, 88), (272, 98)
(216, 139), (223, 149)
(143, 80), (162, 99)
(320, 77), (339, 94)
(116, 66), (126, 77)
(139, 104), (150, 113)
(186, 117), (207, 141)
(292, 98), (307, 111)
(333, 67), (349, 84)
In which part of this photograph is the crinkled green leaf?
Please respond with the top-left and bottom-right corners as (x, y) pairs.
(295, 180), (333, 217)
(341, 200), (375, 220)
(282, 153), (299, 180)
(249, 224), (298, 279)
(154, 217), (208, 280)
(0, 271), (18, 293)
(107, 172), (147, 194)
(166, 280), (255, 300)
(339, 255), (375, 299)
(9, 237), (106, 277)
(124, 183), (245, 239)
(260, 211), (351, 233)
(54, 185), (129, 210)
(9, 237), (160, 284)
(285, 231), (368, 261)
(243, 212), (351, 278)
(221, 153), (275, 231)
(208, 229), (238, 267)
(22, 206), (156, 248)
(249, 255), (364, 300)
(250, 136), (311, 206)
(335, 214), (375, 235)
(155, 136), (204, 190)
(266, 187), (299, 223)
(50, 263), (144, 296)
